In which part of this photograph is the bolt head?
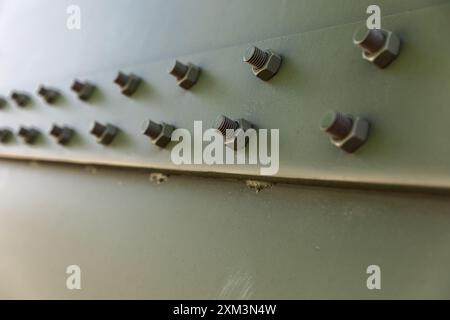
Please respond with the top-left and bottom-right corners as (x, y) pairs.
(253, 50), (282, 81)
(362, 30), (401, 69)
(115, 73), (141, 96)
(331, 117), (370, 153)
(18, 127), (39, 144)
(72, 81), (95, 101)
(177, 63), (200, 90)
(99, 124), (119, 146)
(38, 86), (59, 104)
(11, 92), (30, 107)
(224, 118), (255, 151)
(151, 123), (175, 148)
(50, 126), (74, 145)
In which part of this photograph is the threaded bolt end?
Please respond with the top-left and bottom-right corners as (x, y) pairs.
(18, 127), (30, 138)
(320, 111), (353, 140)
(71, 80), (84, 93)
(213, 115), (240, 137)
(114, 72), (130, 87)
(114, 72), (129, 87)
(90, 122), (106, 138)
(142, 120), (163, 140)
(244, 46), (269, 70)
(169, 61), (189, 79)
(354, 29), (385, 54)
(38, 86), (49, 96)
(18, 127), (38, 143)
(50, 125), (63, 137)
(11, 92), (30, 106)
(11, 92), (26, 100)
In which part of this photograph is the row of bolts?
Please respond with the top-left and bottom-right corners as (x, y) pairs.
(0, 29), (398, 153)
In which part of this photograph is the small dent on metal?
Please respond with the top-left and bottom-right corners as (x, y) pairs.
(149, 173), (169, 184)
(246, 180), (273, 193)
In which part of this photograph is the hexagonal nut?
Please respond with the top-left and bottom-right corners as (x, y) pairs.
(72, 81), (96, 101)
(224, 119), (256, 150)
(121, 75), (141, 96)
(152, 123), (175, 148)
(331, 117), (370, 153)
(57, 128), (74, 145)
(0, 129), (11, 143)
(11, 92), (31, 107)
(178, 64), (200, 90)
(362, 30), (401, 69)
(18, 128), (40, 145)
(253, 50), (282, 81)
(99, 125), (119, 146)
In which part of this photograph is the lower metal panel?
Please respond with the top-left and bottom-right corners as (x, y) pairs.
(0, 160), (449, 299)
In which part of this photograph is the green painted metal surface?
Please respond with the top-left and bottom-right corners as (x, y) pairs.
(0, 159), (450, 299)
(0, 0), (448, 299)
(0, 1), (449, 190)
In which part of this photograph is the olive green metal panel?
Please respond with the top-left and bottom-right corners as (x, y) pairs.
(0, 2), (449, 190)
(0, 0), (446, 80)
(0, 0), (449, 300)
(0, 160), (450, 299)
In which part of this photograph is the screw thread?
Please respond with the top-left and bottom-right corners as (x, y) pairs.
(214, 115), (239, 137)
(354, 29), (385, 54)
(71, 80), (84, 93)
(320, 111), (353, 140)
(114, 72), (129, 87)
(169, 61), (189, 79)
(90, 122), (106, 138)
(244, 46), (269, 69)
(11, 92), (22, 100)
(50, 125), (63, 137)
(38, 86), (49, 96)
(142, 120), (163, 140)
(18, 127), (29, 138)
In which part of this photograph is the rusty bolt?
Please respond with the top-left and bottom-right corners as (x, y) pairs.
(353, 28), (401, 69)
(50, 125), (74, 145)
(37, 86), (60, 104)
(142, 120), (175, 148)
(90, 122), (119, 146)
(114, 72), (141, 96)
(71, 80), (95, 101)
(213, 115), (255, 150)
(320, 111), (370, 153)
(18, 127), (40, 144)
(243, 46), (282, 81)
(11, 91), (31, 107)
(0, 129), (12, 143)
(168, 60), (200, 90)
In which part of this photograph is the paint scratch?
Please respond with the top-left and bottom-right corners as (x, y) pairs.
(246, 180), (273, 193)
(149, 172), (169, 184)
